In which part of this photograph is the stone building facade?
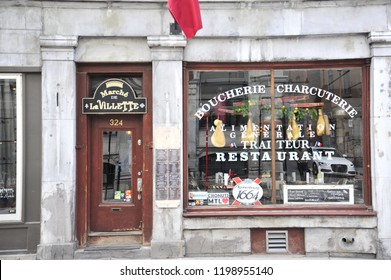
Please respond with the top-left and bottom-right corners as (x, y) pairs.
(0, 0), (390, 259)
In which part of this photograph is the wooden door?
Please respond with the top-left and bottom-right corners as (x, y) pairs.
(90, 115), (143, 232)
(76, 64), (153, 246)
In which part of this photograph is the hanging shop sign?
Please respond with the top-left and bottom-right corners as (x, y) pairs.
(82, 78), (147, 114)
(231, 177), (263, 205)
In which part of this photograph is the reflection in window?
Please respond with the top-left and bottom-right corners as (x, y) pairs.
(0, 75), (22, 220)
(187, 68), (364, 207)
(102, 130), (133, 203)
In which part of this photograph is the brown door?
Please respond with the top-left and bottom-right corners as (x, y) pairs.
(90, 115), (143, 232)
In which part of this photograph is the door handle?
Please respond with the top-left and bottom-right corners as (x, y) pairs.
(137, 178), (142, 200)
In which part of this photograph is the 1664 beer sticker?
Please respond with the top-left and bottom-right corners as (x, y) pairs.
(232, 177), (263, 205)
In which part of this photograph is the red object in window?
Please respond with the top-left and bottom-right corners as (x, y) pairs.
(168, 0), (203, 39)
(228, 169), (236, 178)
(232, 177), (262, 205)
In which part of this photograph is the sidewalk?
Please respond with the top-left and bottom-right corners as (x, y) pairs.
(0, 251), (376, 260)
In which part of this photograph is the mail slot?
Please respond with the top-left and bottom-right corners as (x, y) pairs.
(111, 208), (121, 212)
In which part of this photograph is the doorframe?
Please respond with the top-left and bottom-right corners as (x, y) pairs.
(76, 63), (153, 246)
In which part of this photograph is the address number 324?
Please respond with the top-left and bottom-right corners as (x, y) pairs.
(109, 119), (123, 126)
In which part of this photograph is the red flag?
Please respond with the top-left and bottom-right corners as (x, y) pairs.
(168, 0), (203, 39)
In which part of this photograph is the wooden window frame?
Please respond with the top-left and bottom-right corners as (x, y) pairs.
(0, 74), (23, 222)
(183, 59), (374, 217)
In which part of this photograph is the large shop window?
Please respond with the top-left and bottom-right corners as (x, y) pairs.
(0, 74), (23, 221)
(186, 63), (369, 211)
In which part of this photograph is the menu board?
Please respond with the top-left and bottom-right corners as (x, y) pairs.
(283, 184), (354, 204)
(155, 149), (181, 200)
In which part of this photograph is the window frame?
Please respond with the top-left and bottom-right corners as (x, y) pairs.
(183, 60), (372, 217)
(0, 74), (23, 222)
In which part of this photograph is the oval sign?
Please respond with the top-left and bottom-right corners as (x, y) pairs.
(82, 78), (147, 115)
(232, 178), (263, 205)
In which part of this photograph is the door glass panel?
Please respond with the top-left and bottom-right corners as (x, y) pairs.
(102, 130), (132, 203)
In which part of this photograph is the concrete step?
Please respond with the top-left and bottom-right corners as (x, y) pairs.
(74, 245), (151, 259)
(74, 230), (149, 259)
(87, 231), (143, 246)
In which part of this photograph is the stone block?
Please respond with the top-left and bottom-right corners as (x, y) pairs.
(185, 35), (369, 62)
(302, 6), (386, 35)
(42, 120), (76, 182)
(74, 246), (151, 260)
(0, 7), (41, 30)
(184, 229), (251, 256)
(305, 228), (377, 255)
(41, 62), (76, 120)
(37, 242), (77, 260)
(43, 6), (167, 37)
(0, 30), (41, 54)
(371, 60), (391, 118)
(377, 238), (391, 259)
(40, 181), (75, 244)
(76, 38), (151, 62)
(212, 229), (251, 254)
(150, 240), (185, 259)
(184, 230), (213, 255)
(183, 216), (377, 230)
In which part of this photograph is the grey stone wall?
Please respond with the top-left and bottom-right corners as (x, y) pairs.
(184, 216), (377, 257)
(0, 4), (41, 67)
(1, 0), (391, 259)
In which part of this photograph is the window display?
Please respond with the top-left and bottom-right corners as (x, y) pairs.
(187, 65), (366, 208)
(0, 75), (22, 221)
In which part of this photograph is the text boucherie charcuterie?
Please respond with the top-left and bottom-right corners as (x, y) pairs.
(194, 84), (357, 119)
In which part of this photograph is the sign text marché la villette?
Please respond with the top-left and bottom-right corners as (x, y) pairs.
(82, 78), (147, 114)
